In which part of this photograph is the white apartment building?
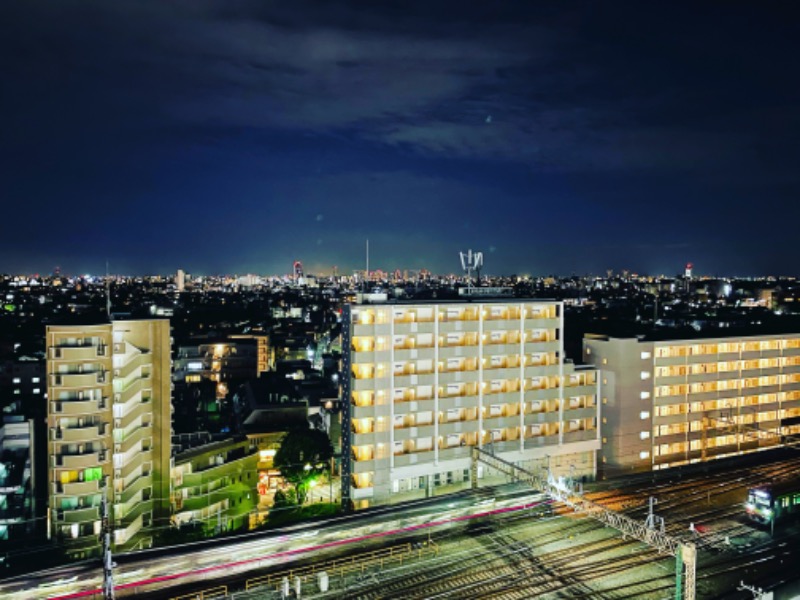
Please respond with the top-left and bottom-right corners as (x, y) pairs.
(46, 320), (172, 558)
(341, 299), (600, 508)
(583, 333), (800, 475)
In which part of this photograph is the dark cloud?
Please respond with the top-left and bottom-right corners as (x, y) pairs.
(1, 1), (799, 275)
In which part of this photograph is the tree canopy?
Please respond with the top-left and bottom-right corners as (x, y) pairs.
(273, 427), (333, 504)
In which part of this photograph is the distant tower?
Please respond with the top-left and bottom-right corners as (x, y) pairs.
(459, 249), (484, 289)
(293, 260), (304, 283)
(685, 263), (693, 278)
(176, 269), (186, 292)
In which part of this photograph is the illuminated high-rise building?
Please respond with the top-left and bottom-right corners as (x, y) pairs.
(341, 299), (600, 508)
(583, 333), (800, 475)
(46, 320), (172, 558)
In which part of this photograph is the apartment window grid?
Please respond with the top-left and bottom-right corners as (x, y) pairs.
(650, 336), (800, 466)
(349, 303), (598, 486)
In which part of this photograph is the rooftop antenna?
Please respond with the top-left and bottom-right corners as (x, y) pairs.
(459, 249), (484, 290)
(105, 260), (112, 321)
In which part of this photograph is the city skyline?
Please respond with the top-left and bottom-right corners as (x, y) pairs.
(2, 2), (799, 276)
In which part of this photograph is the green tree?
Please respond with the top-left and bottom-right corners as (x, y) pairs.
(274, 427), (333, 505)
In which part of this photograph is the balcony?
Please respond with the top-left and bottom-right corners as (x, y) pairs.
(57, 506), (100, 523)
(483, 415), (519, 430)
(118, 399), (151, 430)
(117, 378), (145, 406)
(115, 353), (150, 380)
(53, 424), (107, 442)
(353, 432), (376, 446)
(118, 475), (153, 507)
(408, 424), (436, 438)
(115, 497), (153, 530)
(525, 316), (559, 329)
(117, 425), (152, 454)
(353, 460), (375, 473)
(524, 412), (560, 426)
(51, 345), (108, 361)
(438, 446), (471, 461)
(51, 398), (108, 415)
(563, 407), (598, 420)
(119, 455), (152, 481)
(393, 321), (434, 335)
(654, 431), (687, 445)
(523, 435), (559, 450)
(393, 450), (433, 467)
(524, 364), (558, 378)
(352, 487), (374, 500)
(563, 384), (596, 397)
(56, 452), (102, 469)
(407, 399), (436, 413)
(653, 412), (690, 426)
(656, 374), (688, 385)
(482, 343), (519, 356)
(52, 371), (107, 388)
(439, 395), (479, 410)
(438, 321), (469, 334)
(524, 340), (559, 353)
(482, 319), (518, 331)
(352, 405), (376, 420)
(562, 429), (598, 444)
(62, 479), (102, 496)
(438, 420), (475, 435)
(684, 372), (719, 383)
(653, 355), (688, 366)
(525, 388), (560, 401)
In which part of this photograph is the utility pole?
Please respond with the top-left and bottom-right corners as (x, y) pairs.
(101, 489), (115, 600)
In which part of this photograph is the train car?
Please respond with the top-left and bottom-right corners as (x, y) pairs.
(745, 480), (800, 525)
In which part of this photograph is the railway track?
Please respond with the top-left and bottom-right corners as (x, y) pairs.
(202, 454), (800, 599)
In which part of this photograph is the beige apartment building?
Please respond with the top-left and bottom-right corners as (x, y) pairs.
(583, 333), (800, 475)
(341, 299), (600, 508)
(46, 320), (171, 558)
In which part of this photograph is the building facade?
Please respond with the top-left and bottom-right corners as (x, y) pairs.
(46, 320), (171, 558)
(583, 333), (800, 475)
(174, 335), (271, 399)
(342, 300), (600, 508)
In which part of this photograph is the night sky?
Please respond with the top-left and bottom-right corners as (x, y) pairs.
(2, 1), (799, 277)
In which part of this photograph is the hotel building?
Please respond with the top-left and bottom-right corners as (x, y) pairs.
(46, 320), (171, 558)
(341, 299), (600, 508)
(583, 333), (800, 475)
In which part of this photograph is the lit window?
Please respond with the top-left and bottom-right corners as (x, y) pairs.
(641, 351), (651, 359)
(33, 388), (40, 394)
(602, 358), (608, 365)
(639, 451), (650, 460)
(12, 378), (20, 384)
(640, 431), (650, 440)
(640, 411), (650, 420)
(13, 389), (20, 395)
(32, 377), (40, 383)
(586, 348), (592, 355)
(640, 371), (651, 380)
(640, 391), (651, 400)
